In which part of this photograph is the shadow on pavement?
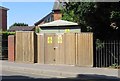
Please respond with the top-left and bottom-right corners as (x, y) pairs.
(2, 75), (34, 79)
(77, 74), (120, 79)
(1, 74), (120, 81)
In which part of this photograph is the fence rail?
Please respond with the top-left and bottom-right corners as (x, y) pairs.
(94, 40), (120, 67)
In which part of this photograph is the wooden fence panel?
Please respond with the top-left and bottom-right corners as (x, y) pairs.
(76, 33), (93, 67)
(64, 33), (76, 65)
(15, 31), (36, 63)
(15, 32), (22, 62)
(44, 34), (55, 64)
(37, 34), (44, 64)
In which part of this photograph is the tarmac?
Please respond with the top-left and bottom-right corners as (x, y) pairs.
(0, 60), (120, 79)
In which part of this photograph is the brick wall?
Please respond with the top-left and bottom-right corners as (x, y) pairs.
(8, 35), (15, 62)
(53, 10), (62, 20)
(0, 9), (7, 31)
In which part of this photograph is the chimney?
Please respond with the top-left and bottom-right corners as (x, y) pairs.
(52, 0), (62, 20)
(53, 10), (62, 20)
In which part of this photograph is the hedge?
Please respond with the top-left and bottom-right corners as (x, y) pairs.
(2, 31), (15, 39)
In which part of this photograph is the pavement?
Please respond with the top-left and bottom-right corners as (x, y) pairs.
(0, 60), (120, 80)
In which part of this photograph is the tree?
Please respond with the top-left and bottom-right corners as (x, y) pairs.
(10, 23), (28, 27)
(62, 2), (120, 39)
(62, 2), (96, 31)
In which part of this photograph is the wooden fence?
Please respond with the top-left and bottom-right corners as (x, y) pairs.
(11, 31), (120, 67)
(37, 33), (93, 66)
(15, 31), (93, 66)
(76, 33), (93, 67)
(94, 40), (120, 67)
(15, 31), (37, 63)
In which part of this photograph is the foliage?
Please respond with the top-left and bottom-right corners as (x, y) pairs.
(110, 11), (120, 19)
(2, 31), (15, 39)
(62, 2), (96, 31)
(109, 63), (120, 69)
(10, 23), (28, 27)
(61, 2), (120, 39)
(35, 28), (41, 33)
(2, 31), (15, 35)
(96, 39), (104, 50)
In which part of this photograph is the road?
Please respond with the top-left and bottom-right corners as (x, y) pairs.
(1, 69), (55, 79)
(0, 69), (120, 81)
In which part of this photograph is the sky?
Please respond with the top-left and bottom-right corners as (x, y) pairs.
(1, 2), (54, 29)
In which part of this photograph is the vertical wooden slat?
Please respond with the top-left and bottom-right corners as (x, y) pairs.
(75, 33), (78, 65)
(90, 33), (93, 67)
(56, 34), (65, 64)
(37, 34), (44, 64)
(65, 33), (76, 65)
(55, 34), (59, 64)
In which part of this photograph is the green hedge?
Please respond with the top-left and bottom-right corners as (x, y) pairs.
(2, 31), (15, 39)
(1, 31), (15, 59)
(2, 31), (15, 35)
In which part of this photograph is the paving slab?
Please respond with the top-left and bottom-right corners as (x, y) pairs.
(0, 60), (120, 79)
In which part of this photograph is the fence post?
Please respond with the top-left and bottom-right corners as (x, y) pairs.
(8, 35), (15, 62)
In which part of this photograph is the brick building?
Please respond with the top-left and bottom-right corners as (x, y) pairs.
(34, 1), (63, 26)
(0, 6), (9, 31)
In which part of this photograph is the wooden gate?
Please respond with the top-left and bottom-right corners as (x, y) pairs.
(44, 34), (55, 64)
(44, 33), (65, 64)
(37, 33), (93, 66)
(15, 31), (37, 63)
(76, 33), (93, 67)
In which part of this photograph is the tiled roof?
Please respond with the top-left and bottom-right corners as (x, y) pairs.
(39, 20), (78, 27)
(34, 12), (53, 26)
(35, 0), (65, 26)
(8, 26), (35, 31)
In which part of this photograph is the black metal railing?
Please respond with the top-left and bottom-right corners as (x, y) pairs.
(94, 40), (120, 68)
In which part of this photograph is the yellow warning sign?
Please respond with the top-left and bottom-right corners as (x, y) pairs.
(58, 35), (62, 43)
(47, 37), (52, 44)
(65, 29), (70, 33)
